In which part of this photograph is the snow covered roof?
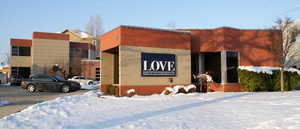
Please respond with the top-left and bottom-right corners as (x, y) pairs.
(60, 29), (93, 39)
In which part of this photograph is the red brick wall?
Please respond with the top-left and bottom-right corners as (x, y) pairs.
(33, 32), (69, 40)
(81, 60), (100, 80)
(100, 27), (122, 51)
(120, 85), (172, 96)
(208, 83), (241, 92)
(100, 26), (191, 51)
(224, 29), (279, 66)
(189, 29), (225, 52)
(187, 27), (279, 66)
(10, 39), (32, 47)
(121, 26), (191, 50)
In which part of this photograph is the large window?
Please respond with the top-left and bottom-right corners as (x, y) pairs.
(226, 51), (238, 83)
(70, 48), (88, 59)
(204, 52), (221, 83)
(11, 67), (31, 79)
(11, 46), (30, 56)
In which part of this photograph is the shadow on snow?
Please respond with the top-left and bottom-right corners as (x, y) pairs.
(68, 92), (253, 129)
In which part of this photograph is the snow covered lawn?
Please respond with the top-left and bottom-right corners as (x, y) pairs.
(1, 91), (300, 129)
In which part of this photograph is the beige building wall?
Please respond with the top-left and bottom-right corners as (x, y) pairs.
(31, 39), (69, 74)
(100, 52), (114, 85)
(11, 56), (32, 67)
(119, 45), (191, 86)
(64, 31), (96, 45)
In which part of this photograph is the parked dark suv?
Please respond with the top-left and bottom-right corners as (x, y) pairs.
(21, 74), (81, 93)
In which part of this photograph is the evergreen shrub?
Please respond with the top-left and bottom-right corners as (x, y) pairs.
(238, 69), (300, 91)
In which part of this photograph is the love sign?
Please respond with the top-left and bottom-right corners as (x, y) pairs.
(141, 53), (176, 76)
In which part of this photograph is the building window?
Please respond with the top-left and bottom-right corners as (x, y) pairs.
(81, 49), (88, 59)
(11, 46), (30, 56)
(12, 46), (19, 56)
(11, 67), (31, 79)
(95, 68), (100, 81)
(226, 51), (239, 83)
(70, 48), (89, 59)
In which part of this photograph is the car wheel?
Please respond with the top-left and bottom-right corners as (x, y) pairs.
(62, 85), (70, 93)
(88, 81), (93, 85)
(27, 85), (36, 93)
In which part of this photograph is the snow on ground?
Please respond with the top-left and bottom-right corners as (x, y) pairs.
(1, 91), (300, 129)
(80, 83), (99, 90)
(239, 66), (300, 74)
(0, 83), (10, 86)
(0, 101), (9, 107)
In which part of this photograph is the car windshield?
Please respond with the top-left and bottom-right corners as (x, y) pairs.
(52, 75), (65, 81)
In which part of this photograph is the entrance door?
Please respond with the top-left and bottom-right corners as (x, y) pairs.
(203, 52), (221, 83)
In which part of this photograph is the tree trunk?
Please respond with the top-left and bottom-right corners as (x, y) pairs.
(280, 67), (284, 92)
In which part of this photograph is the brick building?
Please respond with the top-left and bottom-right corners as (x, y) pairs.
(100, 26), (279, 96)
(81, 60), (100, 81)
(10, 31), (100, 80)
(10, 32), (70, 79)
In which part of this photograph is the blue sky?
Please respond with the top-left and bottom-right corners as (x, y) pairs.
(1, 0), (300, 63)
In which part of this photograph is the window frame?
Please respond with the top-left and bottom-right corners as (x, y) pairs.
(11, 46), (31, 56)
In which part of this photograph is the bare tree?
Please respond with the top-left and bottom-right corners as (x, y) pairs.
(270, 17), (300, 91)
(85, 15), (103, 56)
(1, 50), (11, 66)
(86, 15), (103, 37)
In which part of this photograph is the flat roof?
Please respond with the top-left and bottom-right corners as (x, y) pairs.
(120, 25), (191, 34)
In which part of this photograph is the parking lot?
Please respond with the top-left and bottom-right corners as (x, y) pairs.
(0, 85), (88, 119)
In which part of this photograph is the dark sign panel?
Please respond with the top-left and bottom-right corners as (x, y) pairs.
(141, 53), (176, 76)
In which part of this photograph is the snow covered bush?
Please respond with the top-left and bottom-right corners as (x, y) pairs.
(126, 89), (136, 97)
(238, 66), (300, 92)
(184, 85), (197, 93)
(161, 85), (197, 95)
(173, 85), (187, 94)
(161, 87), (174, 95)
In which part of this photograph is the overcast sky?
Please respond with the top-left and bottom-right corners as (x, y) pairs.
(1, 0), (300, 64)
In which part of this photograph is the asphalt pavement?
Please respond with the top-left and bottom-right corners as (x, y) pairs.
(0, 85), (88, 119)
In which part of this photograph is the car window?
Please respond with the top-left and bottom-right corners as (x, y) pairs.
(80, 77), (85, 79)
(52, 75), (65, 81)
(32, 75), (53, 81)
(74, 77), (79, 79)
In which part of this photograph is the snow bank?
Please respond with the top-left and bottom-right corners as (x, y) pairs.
(0, 83), (11, 86)
(2, 91), (300, 129)
(80, 83), (99, 90)
(173, 85), (185, 93)
(238, 66), (278, 74)
(0, 101), (9, 107)
(126, 89), (135, 94)
(184, 84), (196, 91)
(238, 66), (300, 75)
